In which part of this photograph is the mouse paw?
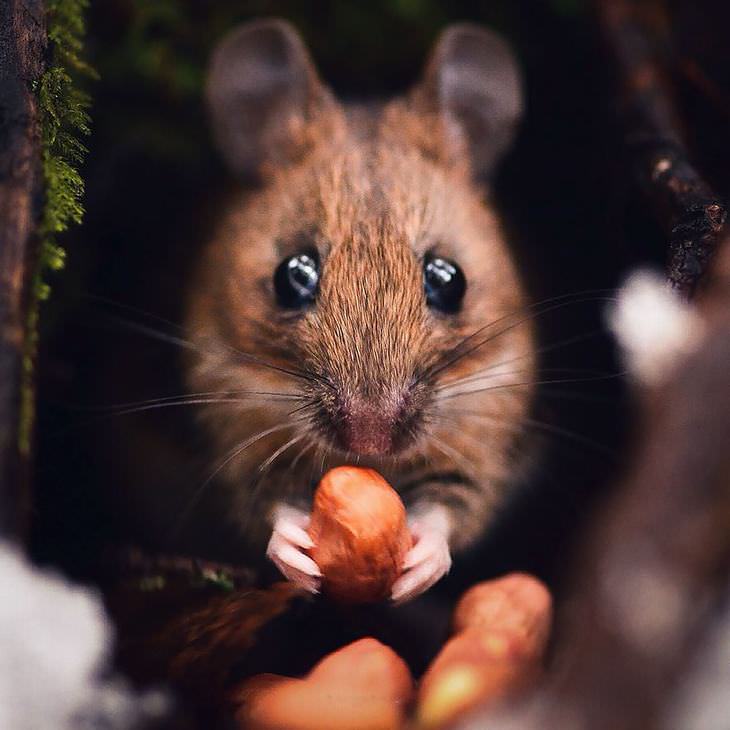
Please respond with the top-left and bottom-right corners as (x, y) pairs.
(266, 504), (321, 594)
(391, 519), (452, 605)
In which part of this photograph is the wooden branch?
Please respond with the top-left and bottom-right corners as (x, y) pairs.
(0, 0), (46, 539)
(596, 0), (727, 298)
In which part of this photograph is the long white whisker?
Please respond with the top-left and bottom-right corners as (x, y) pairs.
(426, 411), (498, 453)
(173, 420), (302, 535)
(95, 299), (323, 385)
(84, 389), (305, 412)
(436, 328), (610, 394)
(438, 364), (614, 394)
(257, 434), (306, 476)
(427, 435), (478, 482)
(93, 397), (299, 420)
(436, 368), (534, 397)
(290, 440), (315, 473)
(51, 396), (300, 440)
(443, 408), (613, 456)
(437, 373), (625, 403)
(424, 294), (617, 382)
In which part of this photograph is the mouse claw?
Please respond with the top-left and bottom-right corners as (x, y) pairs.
(391, 522), (451, 605)
(267, 505), (321, 594)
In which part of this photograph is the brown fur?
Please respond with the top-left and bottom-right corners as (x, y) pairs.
(185, 57), (534, 562)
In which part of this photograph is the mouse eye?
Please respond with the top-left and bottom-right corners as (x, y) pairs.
(423, 254), (466, 313)
(274, 250), (320, 308)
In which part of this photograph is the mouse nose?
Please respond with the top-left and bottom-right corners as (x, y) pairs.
(319, 376), (428, 457)
(338, 400), (398, 456)
(332, 394), (416, 456)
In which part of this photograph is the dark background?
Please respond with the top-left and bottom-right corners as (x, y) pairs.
(30, 0), (686, 681)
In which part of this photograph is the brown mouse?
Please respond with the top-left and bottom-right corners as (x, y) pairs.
(114, 19), (535, 603)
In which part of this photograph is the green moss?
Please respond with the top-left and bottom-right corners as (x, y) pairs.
(20, 0), (94, 454)
(200, 568), (235, 592)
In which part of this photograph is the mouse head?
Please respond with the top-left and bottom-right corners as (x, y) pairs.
(190, 19), (533, 470)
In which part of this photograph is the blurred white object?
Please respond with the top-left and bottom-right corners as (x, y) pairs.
(608, 270), (705, 385)
(0, 543), (167, 730)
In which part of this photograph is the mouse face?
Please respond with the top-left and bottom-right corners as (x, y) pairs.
(185, 20), (534, 559)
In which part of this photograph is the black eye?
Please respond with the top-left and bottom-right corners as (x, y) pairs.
(274, 250), (320, 309)
(423, 254), (466, 313)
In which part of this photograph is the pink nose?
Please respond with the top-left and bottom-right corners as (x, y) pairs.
(338, 399), (397, 456)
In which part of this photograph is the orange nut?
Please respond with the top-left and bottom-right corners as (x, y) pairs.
(234, 638), (413, 730)
(417, 573), (553, 728)
(453, 572), (552, 654)
(308, 467), (412, 603)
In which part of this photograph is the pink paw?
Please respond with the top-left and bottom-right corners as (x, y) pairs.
(391, 518), (452, 605)
(266, 504), (321, 594)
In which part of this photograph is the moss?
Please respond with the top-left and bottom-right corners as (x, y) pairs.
(200, 568), (235, 592)
(20, 0), (94, 454)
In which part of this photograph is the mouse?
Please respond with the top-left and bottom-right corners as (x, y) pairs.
(103, 18), (535, 605)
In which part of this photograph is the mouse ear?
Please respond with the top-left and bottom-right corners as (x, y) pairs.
(413, 24), (523, 180)
(206, 19), (331, 180)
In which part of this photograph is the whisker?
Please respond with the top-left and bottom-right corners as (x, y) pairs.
(437, 372), (625, 402)
(426, 411), (497, 453)
(100, 398), (284, 419)
(309, 444), (321, 494)
(530, 386), (622, 405)
(437, 368), (534, 394)
(81, 389), (306, 412)
(320, 446), (327, 477)
(104, 316), (197, 351)
(86, 294), (191, 334)
(121, 315), (318, 384)
(287, 399), (318, 418)
(237, 435), (313, 540)
(437, 329), (608, 392)
(427, 434), (479, 482)
(290, 440), (315, 473)
(423, 293), (617, 384)
(437, 366), (619, 395)
(90, 295), (326, 386)
(50, 397), (291, 440)
(52, 397), (301, 437)
(441, 407), (614, 457)
(521, 415), (615, 456)
(173, 420), (303, 535)
(257, 434), (306, 476)
(85, 392), (305, 418)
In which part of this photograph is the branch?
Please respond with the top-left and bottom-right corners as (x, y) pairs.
(0, 0), (46, 539)
(596, 0), (726, 298)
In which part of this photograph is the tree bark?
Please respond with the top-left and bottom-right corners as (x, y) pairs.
(0, 0), (46, 539)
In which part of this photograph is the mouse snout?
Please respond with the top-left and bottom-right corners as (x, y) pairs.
(303, 232), (431, 456)
(338, 397), (397, 455)
(328, 388), (420, 457)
